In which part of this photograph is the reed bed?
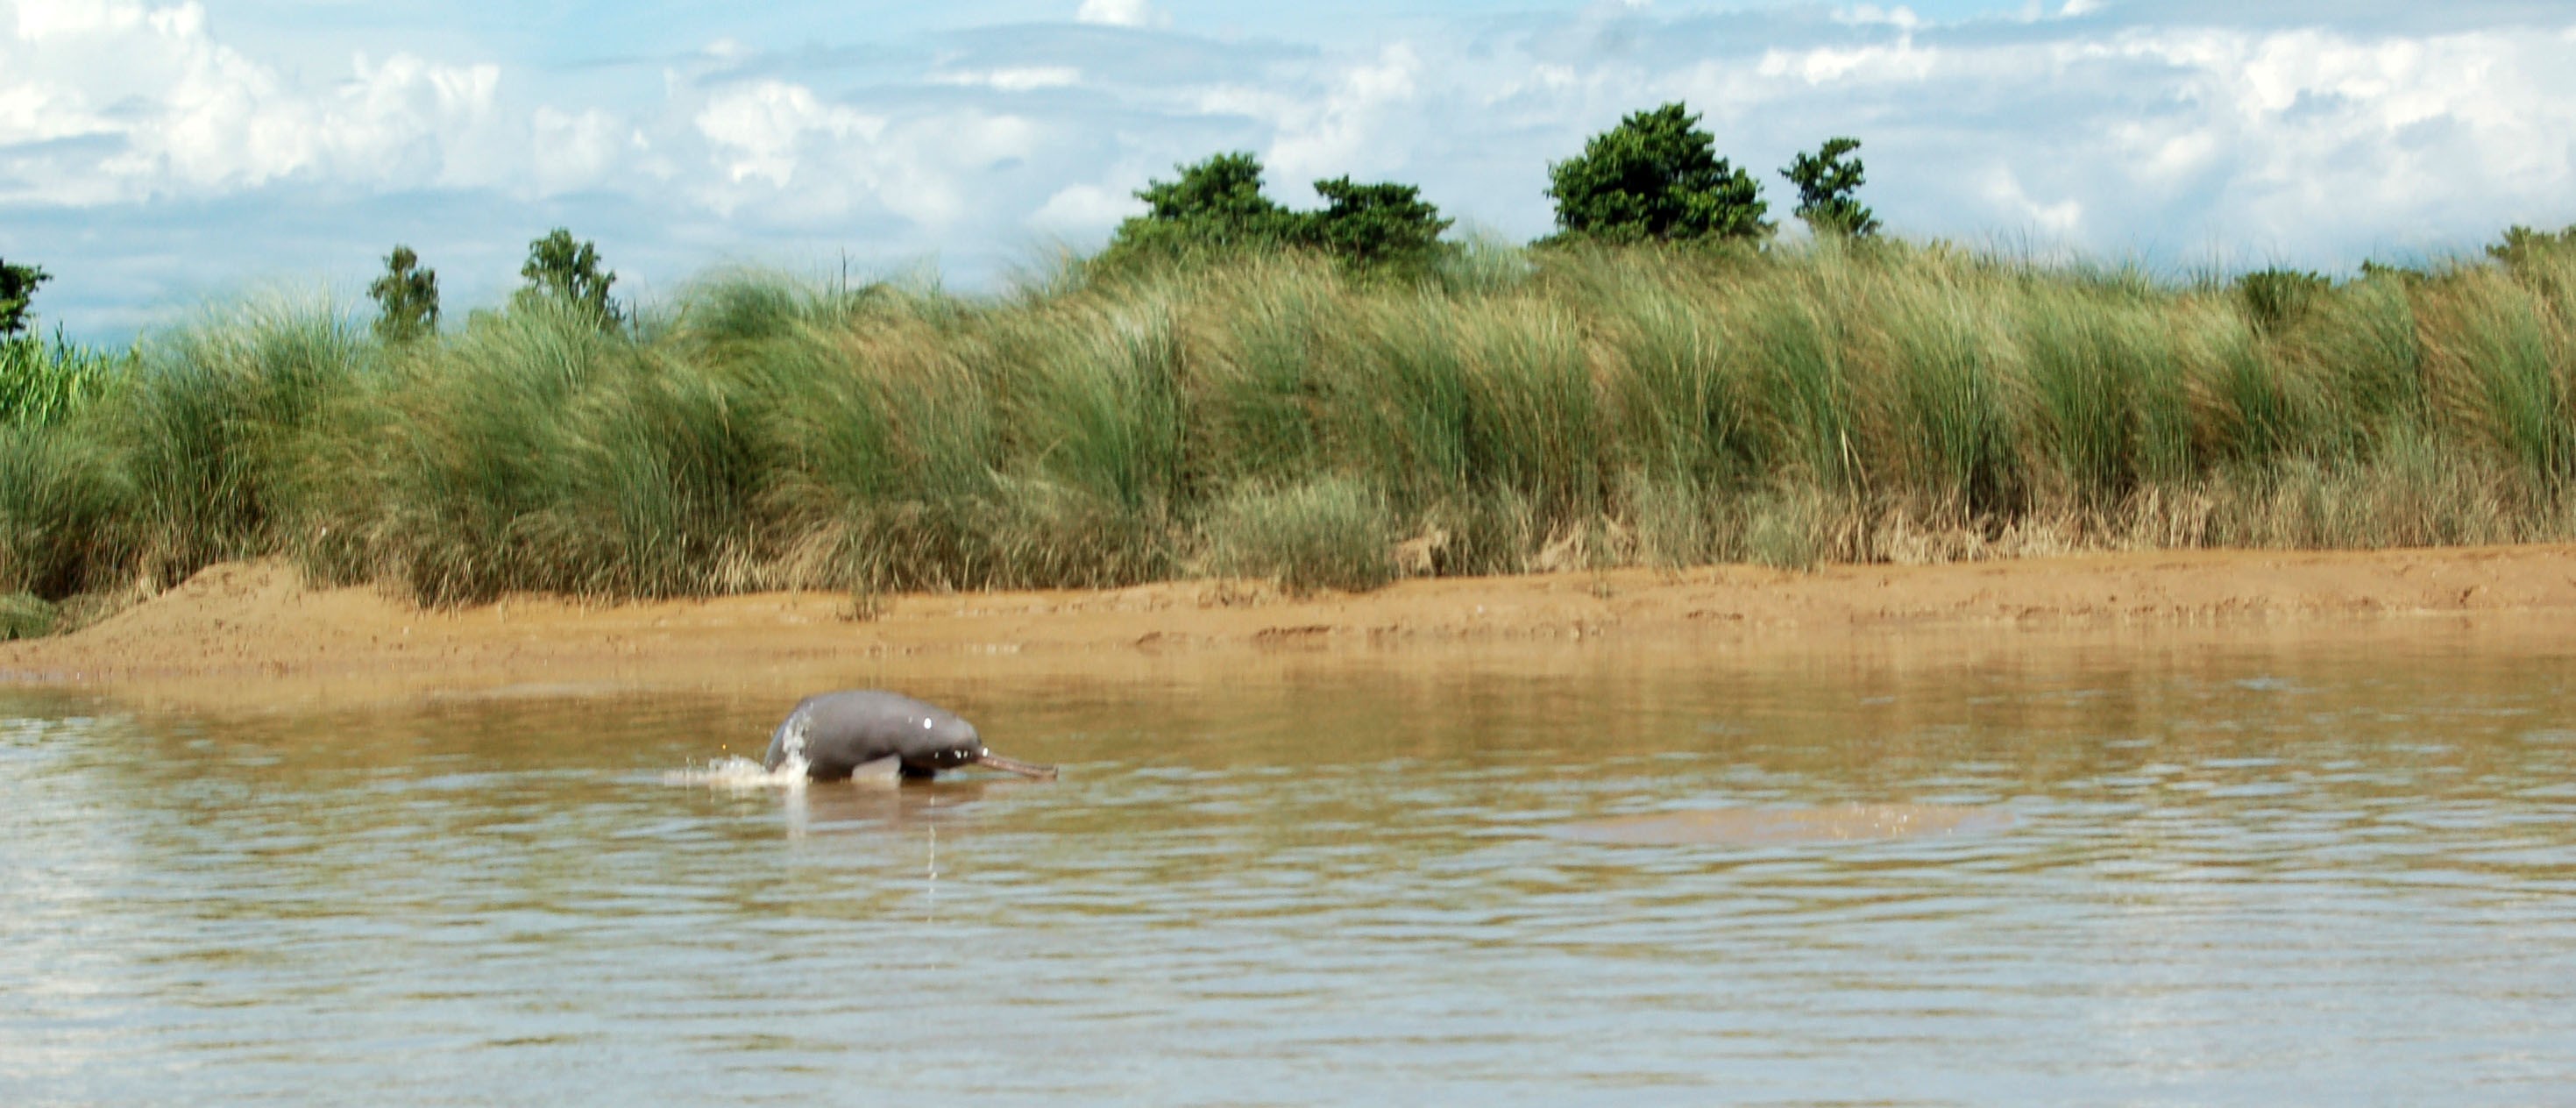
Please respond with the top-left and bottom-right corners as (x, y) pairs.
(4, 238), (2572, 619)
(0, 331), (131, 429)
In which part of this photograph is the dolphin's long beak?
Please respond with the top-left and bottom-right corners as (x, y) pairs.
(973, 749), (1059, 781)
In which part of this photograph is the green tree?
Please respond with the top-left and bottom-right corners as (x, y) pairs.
(0, 259), (50, 337)
(1103, 153), (1451, 272)
(1138, 152), (1288, 228)
(368, 245), (440, 344)
(1781, 137), (1879, 238)
(1305, 177), (1451, 270)
(1105, 153), (1303, 263)
(1544, 103), (1769, 244)
(514, 228), (621, 330)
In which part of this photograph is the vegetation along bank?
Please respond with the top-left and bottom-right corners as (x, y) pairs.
(4, 103), (2575, 639)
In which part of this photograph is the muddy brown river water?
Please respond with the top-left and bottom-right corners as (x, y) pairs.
(5, 618), (2573, 1104)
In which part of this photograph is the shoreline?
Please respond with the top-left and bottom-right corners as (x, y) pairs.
(5, 544), (2575, 710)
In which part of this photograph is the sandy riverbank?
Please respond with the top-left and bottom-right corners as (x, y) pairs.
(5, 544), (2574, 710)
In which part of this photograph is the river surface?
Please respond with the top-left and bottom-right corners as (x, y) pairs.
(4, 620), (2573, 1105)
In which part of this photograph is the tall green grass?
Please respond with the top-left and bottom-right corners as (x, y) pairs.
(0, 330), (131, 428)
(4, 238), (2574, 620)
(0, 423), (132, 597)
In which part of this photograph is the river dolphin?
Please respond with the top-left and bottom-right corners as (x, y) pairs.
(763, 690), (1057, 782)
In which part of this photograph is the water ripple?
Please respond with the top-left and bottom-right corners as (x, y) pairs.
(5, 634), (2575, 1104)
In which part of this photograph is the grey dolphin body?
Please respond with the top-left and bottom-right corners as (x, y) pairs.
(763, 690), (1057, 782)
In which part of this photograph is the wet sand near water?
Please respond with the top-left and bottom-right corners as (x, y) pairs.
(5, 543), (2575, 709)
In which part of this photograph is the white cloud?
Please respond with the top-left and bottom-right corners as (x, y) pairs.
(1260, 43), (1423, 188)
(2057, 24), (2576, 251)
(1834, 5), (1923, 31)
(532, 106), (635, 196)
(694, 80), (884, 189)
(1984, 166), (2083, 234)
(1029, 182), (1137, 234)
(0, 0), (510, 202)
(1754, 36), (1938, 84)
(932, 66), (1082, 91)
(1075, 0), (1163, 29)
(684, 75), (1047, 232)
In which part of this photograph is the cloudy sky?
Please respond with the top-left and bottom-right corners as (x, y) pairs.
(5, 0), (2575, 339)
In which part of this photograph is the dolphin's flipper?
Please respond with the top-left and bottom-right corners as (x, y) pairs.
(847, 755), (904, 785)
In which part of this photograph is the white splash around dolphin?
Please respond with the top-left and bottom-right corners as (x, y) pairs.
(660, 754), (807, 789)
(663, 712), (810, 789)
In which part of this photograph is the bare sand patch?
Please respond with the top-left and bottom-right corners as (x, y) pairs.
(5, 544), (2573, 710)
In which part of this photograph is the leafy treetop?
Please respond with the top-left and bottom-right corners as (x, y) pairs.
(1104, 153), (1451, 273)
(1782, 137), (1879, 238)
(1, 259), (51, 337)
(1307, 177), (1452, 269)
(1545, 103), (1770, 244)
(368, 245), (440, 344)
(1137, 152), (1289, 229)
(515, 229), (621, 330)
